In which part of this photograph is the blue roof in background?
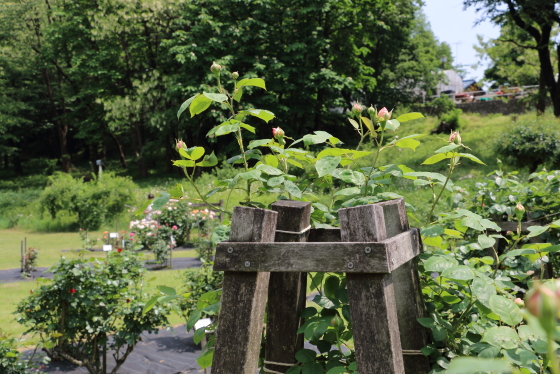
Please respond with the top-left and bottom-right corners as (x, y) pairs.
(463, 79), (476, 90)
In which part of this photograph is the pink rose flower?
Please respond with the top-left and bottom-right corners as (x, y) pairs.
(172, 225), (178, 230)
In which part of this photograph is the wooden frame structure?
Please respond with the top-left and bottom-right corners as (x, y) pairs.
(211, 198), (430, 374)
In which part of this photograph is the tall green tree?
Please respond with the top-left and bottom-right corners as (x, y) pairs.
(464, 0), (560, 116)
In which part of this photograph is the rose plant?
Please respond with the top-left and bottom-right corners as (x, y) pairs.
(16, 250), (169, 374)
(143, 62), (559, 373)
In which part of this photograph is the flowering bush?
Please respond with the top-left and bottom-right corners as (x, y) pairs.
(129, 217), (173, 265)
(16, 250), (169, 374)
(22, 247), (38, 274)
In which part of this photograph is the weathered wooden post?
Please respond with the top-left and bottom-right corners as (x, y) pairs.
(211, 206), (277, 373)
(264, 200), (311, 373)
(213, 198), (429, 374)
(339, 199), (430, 374)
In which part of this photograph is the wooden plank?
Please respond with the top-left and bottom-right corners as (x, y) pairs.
(339, 204), (405, 374)
(376, 199), (430, 374)
(386, 229), (422, 272)
(211, 206), (277, 374)
(214, 242), (391, 273)
(308, 228), (341, 242)
(265, 200), (311, 373)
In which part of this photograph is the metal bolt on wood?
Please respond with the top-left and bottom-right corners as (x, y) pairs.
(347, 262), (354, 269)
(244, 261), (251, 267)
(365, 247), (372, 253)
(227, 247), (233, 253)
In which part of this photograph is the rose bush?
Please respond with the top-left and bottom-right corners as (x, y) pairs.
(16, 250), (169, 374)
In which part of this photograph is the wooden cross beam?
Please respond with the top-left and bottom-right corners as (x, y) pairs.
(214, 229), (421, 273)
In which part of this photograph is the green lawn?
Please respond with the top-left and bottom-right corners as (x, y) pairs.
(0, 229), (197, 270)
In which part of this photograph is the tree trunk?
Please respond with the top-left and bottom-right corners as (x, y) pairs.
(537, 68), (546, 115)
(103, 125), (127, 169)
(129, 124), (147, 177)
(164, 135), (174, 173)
(12, 153), (23, 174)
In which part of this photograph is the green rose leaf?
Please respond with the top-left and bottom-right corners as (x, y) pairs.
(316, 156), (341, 177)
(295, 348), (317, 363)
(435, 144), (460, 154)
(173, 160), (196, 167)
(302, 362), (323, 374)
(385, 119), (400, 131)
(395, 134), (425, 151)
(240, 109), (275, 123)
(196, 348), (214, 369)
(196, 152), (218, 167)
(478, 234), (496, 249)
(157, 285), (176, 296)
(237, 78), (266, 90)
(472, 276), (496, 307)
(142, 296), (159, 315)
(488, 295), (523, 326)
(256, 164), (283, 175)
(441, 265), (475, 280)
(422, 153), (452, 165)
(151, 192), (171, 211)
(446, 357), (511, 374)
(177, 95), (197, 120)
(526, 225), (549, 238)
(481, 326), (520, 349)
(284, 180), (302, 198)
(395, 112), (424, 123)
(248, 139), (272, 149)
(190, 95), (213, 117)
(203, 92), (228, 102)
(459, 153), (486, 165)
(423, 256), (455, 272)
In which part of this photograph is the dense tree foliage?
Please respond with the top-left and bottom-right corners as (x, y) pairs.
(465, 0), (560, 116)
(0, 0), (451, 176)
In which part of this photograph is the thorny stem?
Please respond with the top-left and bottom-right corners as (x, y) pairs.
(426, 157), (456, 225)
(363, 130), (385, 197)
(183, 168), (229, 215)
(547, 335), (560, 374)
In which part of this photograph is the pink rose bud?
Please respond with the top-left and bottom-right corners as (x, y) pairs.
(210, 61), (222, 74)
(449, 131), (461, 145)
(352, 102), (363, 115)
(525, 284), (557, 331)
(272, 127), (285, 145)
(367, 106), (377, 116)
(176, 140), (186, 152)
(514, 298), (524, 308)
(377, 107), (392, 121)
(172, 225), (178, 230)
(514, 203), (525, 221)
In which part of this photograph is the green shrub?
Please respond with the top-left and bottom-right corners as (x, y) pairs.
(429, 95), (456, 117)
(440, 108), (463, 130)
(15, 251), (168, 374)
(40, 172), (137, 230)
(495, 121), (560, 172)
(0, 189), (41, 228)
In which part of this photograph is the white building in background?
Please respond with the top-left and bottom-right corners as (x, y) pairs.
(436, 70), (464, 95)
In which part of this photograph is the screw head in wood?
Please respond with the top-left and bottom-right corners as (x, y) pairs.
(227, 247), (233, 253)
(364, 247), (371, 253)
(347, 262), (354, 269)
(244, 261), (251, 267)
